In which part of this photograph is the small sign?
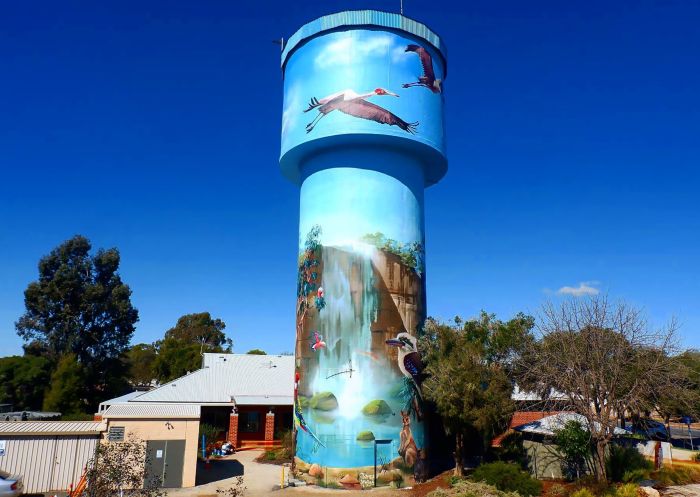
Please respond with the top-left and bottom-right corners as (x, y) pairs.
(0, 440), (6, 456)
(156, 449), (163, 459)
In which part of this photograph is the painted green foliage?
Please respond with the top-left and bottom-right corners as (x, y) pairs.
(361, 232), (424, 275)
(297, 225), (325, 320)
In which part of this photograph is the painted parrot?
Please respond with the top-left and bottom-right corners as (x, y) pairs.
(311, 331), (326, 351)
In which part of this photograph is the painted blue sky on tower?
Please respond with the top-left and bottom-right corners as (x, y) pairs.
(281, 29), (445, 155)
(299, 168), (423, 252)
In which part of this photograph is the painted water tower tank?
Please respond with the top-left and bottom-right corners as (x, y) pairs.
(280, 10), (447, 486)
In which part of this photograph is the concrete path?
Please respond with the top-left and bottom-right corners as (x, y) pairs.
(663, 485), (700, 497)
(166, 449), (283, 497)
(165, 449), (408, 497)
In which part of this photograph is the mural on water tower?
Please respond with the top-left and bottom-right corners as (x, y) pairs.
(293, 169), (429, 486)
(281, 29), (445, 155)
(282, 23), (446, 488)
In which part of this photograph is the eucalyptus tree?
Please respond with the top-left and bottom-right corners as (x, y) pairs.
(420, 312), (535, 476)
(16, 235), (138, 410)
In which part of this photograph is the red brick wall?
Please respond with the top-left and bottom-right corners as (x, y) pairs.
(264, 412), (275, 441)
(228, 412), (239, 447)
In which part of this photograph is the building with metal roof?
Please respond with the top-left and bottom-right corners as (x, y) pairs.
(97, 389), (146, 413)
(91, 353), (295, 489)
(0, 420), (104, 436)
(0, 421), (103, 493)
(126, 354), (294, 454)
(101, 403), (200, 419)
(130, 353), (294, 406)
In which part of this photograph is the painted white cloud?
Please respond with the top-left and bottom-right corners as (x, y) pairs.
(281, 82), (301, 136)
(314, 35), (396, 69)
(556, 281), (601, 297)
(391, 45), (408, 63)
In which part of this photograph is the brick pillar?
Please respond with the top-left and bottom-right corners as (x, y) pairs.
(265, 411), (275, 441)
(228, 411), (239, 447)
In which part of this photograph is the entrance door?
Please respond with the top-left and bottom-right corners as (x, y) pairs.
(145, 440), (185, 488)
(162, 440), (185, 487)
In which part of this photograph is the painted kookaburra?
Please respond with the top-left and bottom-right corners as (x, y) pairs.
(386, 332), (425, 388)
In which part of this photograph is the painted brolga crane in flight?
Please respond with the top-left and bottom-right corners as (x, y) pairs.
(402, 44), (442, 94)
(304, 88), (418, 134)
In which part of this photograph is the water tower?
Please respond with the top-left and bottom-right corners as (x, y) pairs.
(280, 10), (447, 486)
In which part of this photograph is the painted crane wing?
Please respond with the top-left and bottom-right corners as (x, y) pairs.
(337, 99), (418, 134)
(415, 46), (436, 82)
(305, 92), (346, 113)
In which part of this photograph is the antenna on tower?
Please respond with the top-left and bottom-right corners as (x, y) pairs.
(400, 0), (404, 15)
(273, 37), (284, 52)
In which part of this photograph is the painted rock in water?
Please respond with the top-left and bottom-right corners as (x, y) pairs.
(309, 392), (338, 411)
(361, 399), (392, 416)
(308, 463), (323, 478)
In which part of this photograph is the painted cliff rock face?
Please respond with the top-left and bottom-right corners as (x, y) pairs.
(294, 223), (427, 484)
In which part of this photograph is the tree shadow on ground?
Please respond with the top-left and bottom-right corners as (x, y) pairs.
(196, 457), (245, 485)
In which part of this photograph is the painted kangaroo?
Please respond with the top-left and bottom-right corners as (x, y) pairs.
(398, 410), (418, 466)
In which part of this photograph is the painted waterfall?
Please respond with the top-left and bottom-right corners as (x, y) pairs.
(294, 167), (428, 487)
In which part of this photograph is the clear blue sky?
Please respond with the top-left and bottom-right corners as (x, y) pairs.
(1, 0), (698, 356)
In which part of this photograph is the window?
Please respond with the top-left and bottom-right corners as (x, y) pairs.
(240, 412), (260, 433)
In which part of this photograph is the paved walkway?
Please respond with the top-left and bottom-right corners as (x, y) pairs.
(167, 450), (283, 497)
(663, 485), (700, 497)
(165, 450), (409, 497)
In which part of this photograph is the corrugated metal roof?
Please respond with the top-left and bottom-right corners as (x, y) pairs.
(511, 385), (568, 401)
(0, 421), (104, 435)
(102, 403), (200, 419)
(130, 354), (294, 406)
(515, 412), (631, 436)
(98, 390), (146, 412)
(234, 395), (293, 406)
(281, 10), (447, 73)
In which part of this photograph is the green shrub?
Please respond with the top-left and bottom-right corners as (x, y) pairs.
(555, 420), (592, 480)
(429, 480), (522, 497)
(497, 431), (530, 469)
(428, 490), (450, 497)
(472, 461), (543, 497)
(611, 483), (639, 497)
(652, 466), (700, 485)
(544, 483), (569, 497)
(606, 445), (652, 483)
(621, 468), (650, 483)
(570, 489), (595, 497)
(449, 475), (466, 486)
(574, 476), (611, 496)
(277, 429), (293, 458)
(199, 423), (220, 446)
(694, 452), (700, 463)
